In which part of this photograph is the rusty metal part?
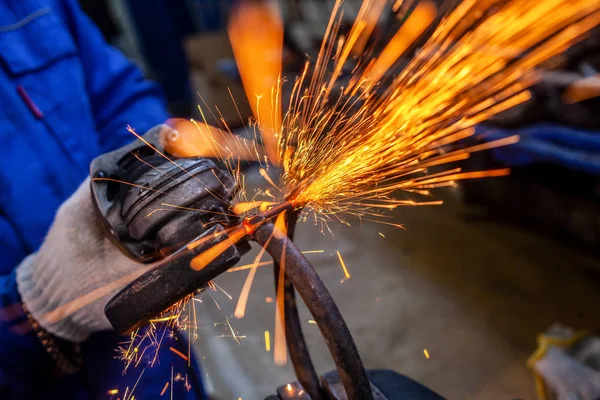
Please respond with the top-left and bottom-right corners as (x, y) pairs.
(254, 221), (373, 400)
(273, 211), (325, 400)
(105, 224), (249, 334)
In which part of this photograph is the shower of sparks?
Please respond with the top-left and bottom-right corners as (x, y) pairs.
(164, 0), (600, 230)
(276, 0), (599, 224)
(132, 0), (600, 372)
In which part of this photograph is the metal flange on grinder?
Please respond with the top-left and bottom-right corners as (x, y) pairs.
(90, 126), (442, 400)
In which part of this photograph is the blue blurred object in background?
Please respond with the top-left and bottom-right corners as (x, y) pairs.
(125, 0), (196, 116)
(480, 124), (600, 175)
(186, 0), (232, 32)
(122, 0), (235, 116)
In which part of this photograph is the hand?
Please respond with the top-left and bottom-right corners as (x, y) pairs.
(16, 178), (149, 342)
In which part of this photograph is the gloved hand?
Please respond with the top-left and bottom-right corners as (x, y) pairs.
(16, 178), (149, 342)
(529, 324), (600, 400)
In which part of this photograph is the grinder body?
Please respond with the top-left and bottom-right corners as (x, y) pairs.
(90, 125), (249, 334)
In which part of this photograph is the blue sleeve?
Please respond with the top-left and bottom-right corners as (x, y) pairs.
(58, 0), (171, 152)
(0, 270), (54, 396)
(0, 217), (53, 395)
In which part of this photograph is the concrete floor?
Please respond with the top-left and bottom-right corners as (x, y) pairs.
(193, 184), (600, 400)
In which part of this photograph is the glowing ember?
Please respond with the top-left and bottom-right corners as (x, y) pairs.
(336, 251), (351, 283)
(160, 382), (169, 396)
(265, 330), (271, 352)
(169, 347), (188, 361)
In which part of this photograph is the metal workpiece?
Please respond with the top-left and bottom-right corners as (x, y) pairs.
(253, 221), (374, 400)
(273, 212), (326, 400)
(105, 224), (250, 335)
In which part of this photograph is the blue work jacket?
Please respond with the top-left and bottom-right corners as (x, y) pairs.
(0, 1), (205, 398)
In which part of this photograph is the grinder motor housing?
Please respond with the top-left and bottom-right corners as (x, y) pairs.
(90, 125), (249, 334)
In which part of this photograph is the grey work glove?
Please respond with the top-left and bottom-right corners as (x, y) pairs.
(16, 178), (149, 342)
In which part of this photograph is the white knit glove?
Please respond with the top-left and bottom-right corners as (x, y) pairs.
(532, 324), (600, 400)
(534, 346), (600, 400)
(16, 178), (149, 342)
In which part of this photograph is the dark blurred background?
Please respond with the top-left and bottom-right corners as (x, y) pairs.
(79, 1), (600, 398)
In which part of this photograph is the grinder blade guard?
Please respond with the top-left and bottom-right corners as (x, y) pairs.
(90, 125), (241, 262)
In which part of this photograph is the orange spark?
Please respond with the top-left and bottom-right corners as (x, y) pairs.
(265, 330), (271, 352)
(259, 168), (280, 191)
(234, 237), (273, 319)
(562, 74), (600, 104)
(189, 226), (246, 271)
(352, 0), (388, 57)
(363, 1), (437, 86)
(233, 201), (275, 215)
(234, 210), (286, 319)
(169, 347), (189, 361)
(336, 251), (351, 283)
(265, 297), (274, 303)
(273, 212), (288, 366)
(108, 389), (119, 395)
(160, 382), (169, 396)
(228, 0), (283, 166)
(424, 349), (430, 359)
(161, 119), (262, 161)
(227, 261), (272, 273)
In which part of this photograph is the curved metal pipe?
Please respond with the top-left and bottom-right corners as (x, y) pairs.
(273, 212), (325, 400)
(254, 222), (373, 400)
